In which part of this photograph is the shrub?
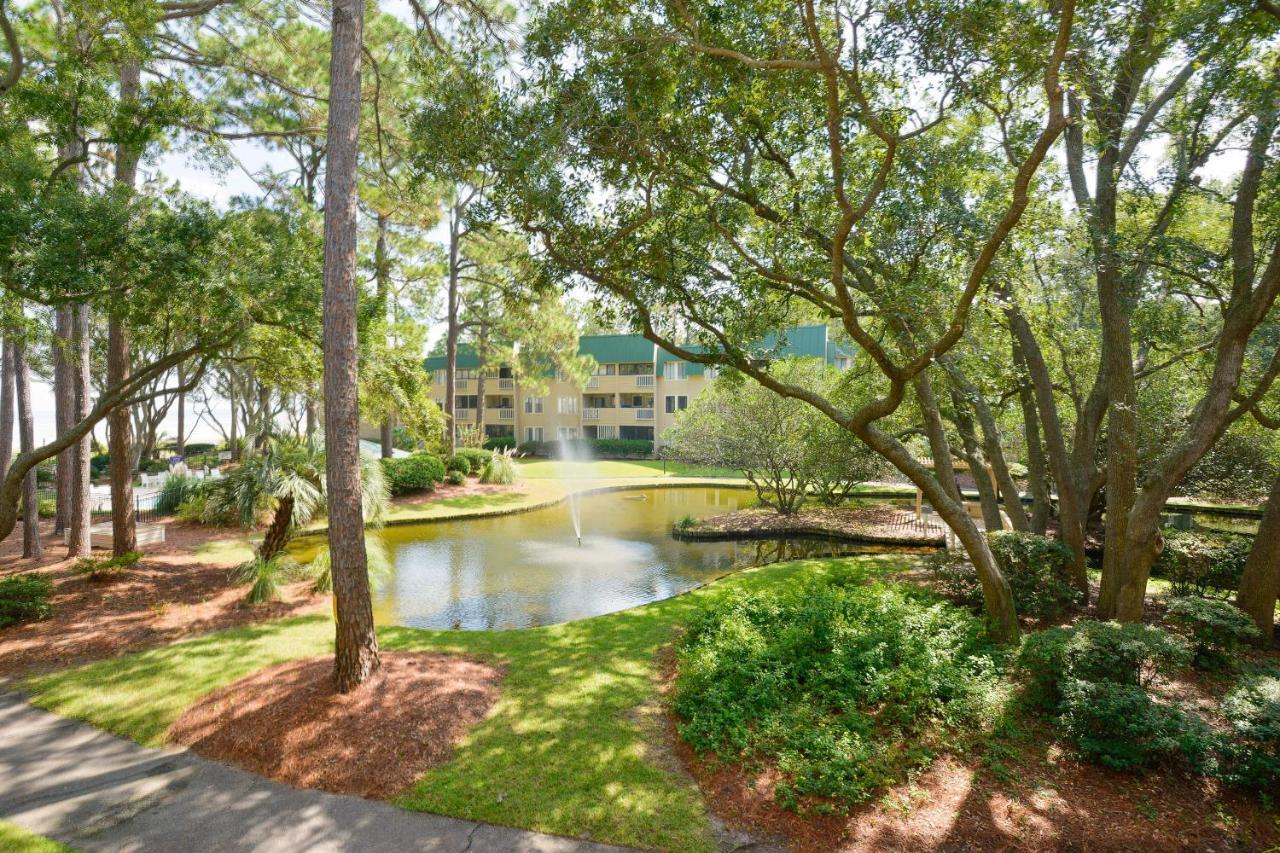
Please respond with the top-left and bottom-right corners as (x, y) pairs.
(233, 554), (303, 604)
(72, 550), (142, 580)
(37, 496), (56, 518)
(1215, 674), (1280, 790)
(35, 462), (54, 484)
(483, 436), (518, 451)
(673, 575), (1002, 809)
(445, 470), (466, 486)
(1153, 529), (1251, 598)
(675, 514), (697, 531)
(156, 474), (203, 514)
(1016, 621), (1191, 712)
(924, 532), (1082, 619)
(446, 454), (472, 476)
(453, 448), (491, 473)
(1165, 597), (1261, 669)
(138, 458), (168, 474)
(1059, 679), (1209, 771)
(90, 452), (110, 478)
(479, 451), (517, 485)
(382, 453), (446, 496)
(0, 574), (54, 628)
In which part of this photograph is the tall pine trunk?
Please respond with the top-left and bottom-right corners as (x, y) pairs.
(444, 207), (460, 455)
(1236, 472), (1280, 643)
(13, 336), (41, 557)
(375, 213), (394, 459)
(67, 303), (92, 557)
(53, 306), (71, 535)
(323, 0), (379, 692)
(0, 337), (13, 481)
(109, 58), (140, 556)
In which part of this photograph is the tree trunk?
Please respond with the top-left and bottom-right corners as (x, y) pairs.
(0, 337), (13, 480)
(67, 303), (92, 557)
(474, 322), (489, 435)
(949, 387), (1003, 531)
(229, 377), (240, 461)
(374, 213), (394, 459)
(1010, 338), (1051, 534)
(257, 381), (271, 448)
(915, 373), (961, 503)
(13, 337), (41, 557)
(1237, 472), (1280, 643)
(444, 207), (460, 455)
(380, 420), (394, 459)
(322, 0), (379, 692)
(259, 496), (294, 563)
(305, 397), (318, 439)
(109, 57), (140, 556)
(53, 306), (71, 535)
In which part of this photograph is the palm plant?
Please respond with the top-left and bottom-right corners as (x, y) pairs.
(204, 435), (389, 602)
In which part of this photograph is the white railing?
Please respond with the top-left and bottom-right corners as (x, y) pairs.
(498, 378), (514, 390)
(455, 379), (471, 390)
(498, 408), (514, 421)
(636, 408), (654, 420)
(583, 407), (601, 421)
(634, 375), (655, 387)
(586, 376), (600, 388)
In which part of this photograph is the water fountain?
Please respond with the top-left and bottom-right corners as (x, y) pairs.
(556, 435), (589, 545)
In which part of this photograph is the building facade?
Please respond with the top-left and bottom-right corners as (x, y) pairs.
(417, 324), (852, 449)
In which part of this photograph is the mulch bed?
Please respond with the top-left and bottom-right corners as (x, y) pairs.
(675, 505), (946, 547)
(168, 653), (502, 799)
(0, 520), (326, 679)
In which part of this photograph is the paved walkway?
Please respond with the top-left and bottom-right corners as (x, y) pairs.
(0, 693), (628, 852)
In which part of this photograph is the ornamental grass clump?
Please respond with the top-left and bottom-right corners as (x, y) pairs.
(479, 449), (518, 485)
(672, 574), (1003, 810)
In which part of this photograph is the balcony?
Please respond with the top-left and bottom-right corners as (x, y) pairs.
(635, 408), (654, 421)
(586, 376), (600, 388)
(498, 378), (514, 390)
(455, 378), (471, 390)
(583, 408), (601, 421)
(498, 408), (514, 421)
(634, 375), (655, 387)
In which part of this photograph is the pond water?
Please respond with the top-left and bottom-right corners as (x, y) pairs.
(362, 486), (895, 631)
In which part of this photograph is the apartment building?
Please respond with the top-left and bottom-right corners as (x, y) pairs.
(419, 324), (854, 450)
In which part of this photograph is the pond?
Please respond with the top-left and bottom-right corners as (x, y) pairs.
(361, 486), (895, 631)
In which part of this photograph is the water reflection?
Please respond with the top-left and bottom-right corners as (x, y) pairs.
(369, 487), (901, 631)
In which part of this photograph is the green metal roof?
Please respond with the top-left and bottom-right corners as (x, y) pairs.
(576, 334), (656, 365)
(425, 325), (854, 376)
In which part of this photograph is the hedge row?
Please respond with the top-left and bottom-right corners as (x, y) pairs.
(517, 438), (653, 458)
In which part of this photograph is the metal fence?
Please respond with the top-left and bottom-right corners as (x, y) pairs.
(33, 486), (162, 525)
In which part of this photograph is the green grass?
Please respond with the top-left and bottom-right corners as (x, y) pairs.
(24, 555), (913, 851)
(0, 821), (74, 852)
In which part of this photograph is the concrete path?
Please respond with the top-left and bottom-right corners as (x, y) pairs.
(0, 693), (628, 853)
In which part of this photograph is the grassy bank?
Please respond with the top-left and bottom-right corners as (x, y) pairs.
(24, 555), (914, 851)
(0, 821), (74, 853)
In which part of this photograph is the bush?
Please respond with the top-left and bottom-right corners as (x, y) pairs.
(382, 453), (446, 496)
(479, 451), (517, 485)
(1165, 596), (1260, 669)
(1215, 674), (1280, 790)
(72, 550), (142, 580)
(37, 496), (56, 518)
(156, 474), (203, 514)
(1059, 679), (1209, 771)
(453, 447), (491, 473)
(0, 573), (54, 628)
(35, 462), (54, 484)
(138, 458), (168, 474)
(445, 470), (466, 486)
(1016, 620), (1191, 712)
(446, 454), (472, 476)
(90, 452), (110, 478)
(924, 532), (1082, 619)
(483, 436), (518, 451)
(515, 438), (654, 458)
(1153, 529), (1251, 598)
(673, 574), (1002, 809)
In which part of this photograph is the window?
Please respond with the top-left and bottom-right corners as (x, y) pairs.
(620, 426), (654, 440)
(664, 395), (688, 414)
(618, 362), (654, 376)
(434, 399), (444, 410)
(663, 361), (686, 381)
(703, 366), (719, 380)
(455, 368), (477, 379)
(558, 426), (578, 439)
(593, 363), (617, 376)
(432, 369), (446, 384)
(834, 356), (851, 371)
(524, 396), (544, 414)
(455, 395), (478, 410)
(597, 424), (618, 439)
(557, 396), (577, 415)
(525, 427), (544, 443)
(485, 425), (514, 438)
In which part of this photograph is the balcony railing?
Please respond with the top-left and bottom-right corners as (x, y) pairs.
(586, 376), (600, 388)
(636, 408), (654, 420)
(498, 408), (514, 421)
(498, 378), (514, 390)
(634, 375), (655, 387)
(583, 407), (601, 421)
(455, 379), (471, 390)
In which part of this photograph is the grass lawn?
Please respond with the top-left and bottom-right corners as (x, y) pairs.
(0, 821), (74, 852)
(23, 554), (913, 851)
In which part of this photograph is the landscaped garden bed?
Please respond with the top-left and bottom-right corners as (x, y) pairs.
(672, 504), (946, 547)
